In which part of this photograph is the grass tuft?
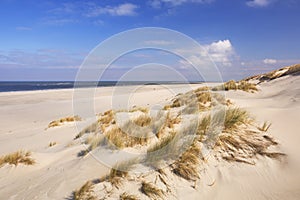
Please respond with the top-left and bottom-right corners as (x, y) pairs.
(48, 115), (81, 128)
(120, 192), (139, 200)
(108, 159), (137, 187)
(0, 150), (35, 167)
(224, 107), (250, 131)
(73, 181), (96, 200)
(140, 181), (164, 199)
(133, 114), (152, 127)
(172, 143), (201, 180)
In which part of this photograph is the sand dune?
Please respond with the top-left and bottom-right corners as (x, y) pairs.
(0, 66), (299, 199)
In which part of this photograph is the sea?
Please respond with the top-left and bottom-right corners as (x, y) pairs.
(0, 81), (202, 93)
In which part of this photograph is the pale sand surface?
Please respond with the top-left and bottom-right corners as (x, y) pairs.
(0, 77), (299, 199)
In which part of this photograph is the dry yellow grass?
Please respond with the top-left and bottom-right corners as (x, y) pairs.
(105, 125), (149, 149)
(48, 115), (81, 128)
(194, 86), (210, 92)
(172, 143), (202, 180)
(99, 110), (115, 131)
(133, 114), (152, 127)
(140, 181), (164, 199)
(217, 131), (285, 164)
(237, 81), (258, 92)
(108, 159), (137, 187)
(0, 150), (35, 167)
(212, 80), (257, 92)
(73, 181), (96, 200)
(120, 192), (139, 200)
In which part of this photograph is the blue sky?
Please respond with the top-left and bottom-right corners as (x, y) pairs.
(0, 0), (300, 81)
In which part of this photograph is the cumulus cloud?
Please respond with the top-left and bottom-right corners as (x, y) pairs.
(246, 0), (273, 7)
(176, 39), (236, 68)
(263, 58), (277, 64)
(205, 40), (235, 66)
(87, 3), (138, 17)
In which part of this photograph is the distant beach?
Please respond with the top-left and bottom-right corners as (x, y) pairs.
(0, 81), (204, 93)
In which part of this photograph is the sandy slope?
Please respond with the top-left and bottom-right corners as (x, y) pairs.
(0, 75), (299, 199)
(0, 84), (201, 199)
(195, 75), (300, 199)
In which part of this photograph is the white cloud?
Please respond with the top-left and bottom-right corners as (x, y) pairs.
(263, 58), (277, 64)
(205, 40), (235, 66)
(176, 39), (236, 68)
(246, 0), (273, 7)
(87, 3), (138, 17)
(149, 0), (214, 8)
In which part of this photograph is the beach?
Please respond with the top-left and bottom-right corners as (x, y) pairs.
(0, 75), (299, 199)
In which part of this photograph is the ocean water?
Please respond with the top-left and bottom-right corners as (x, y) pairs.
(0, 81), (201, 92)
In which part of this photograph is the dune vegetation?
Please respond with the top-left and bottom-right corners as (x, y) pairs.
(71, 82), (285, 199)
(0, 150), (35, 167)
(47, 115), (81, 129)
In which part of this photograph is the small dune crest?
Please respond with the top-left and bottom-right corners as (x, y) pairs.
(244, 64), (300, 83)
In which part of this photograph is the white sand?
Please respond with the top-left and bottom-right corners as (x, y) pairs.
(0, 76), (299, 199)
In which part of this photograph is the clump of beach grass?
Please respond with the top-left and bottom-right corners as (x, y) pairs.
(0, 150), (35, 167)
(133, 114), (152, 127)
(237, 80), (258, 92)
(212, 80), (257, 92)
(105, 125), (149, 149)
(172, 143), (202, 181)
(224, 107), (251, 131)
(48, 115), (81, 128)
(73, 181), (97, 200)
(140, 181), (164, 199)
(120, 192), (139, 200)
(99, 110), (115, 131)
(108, 159), (137, 187)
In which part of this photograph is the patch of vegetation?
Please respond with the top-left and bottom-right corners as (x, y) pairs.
(224, 107), (251, 131)
(99, 110), (115, 131)
(0, 150), (35, 167)
(108, 159), (137, 187)
(212, 80), (257, 92)
(172, 143), (202, 181)
(105, 126), (149, 149)
(120, 192), (139, 200)
(48, 115), (81, 128)
(73, 181), (97, 200)
(133, 114), (152, 127)
(140, 181), (164, 199)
